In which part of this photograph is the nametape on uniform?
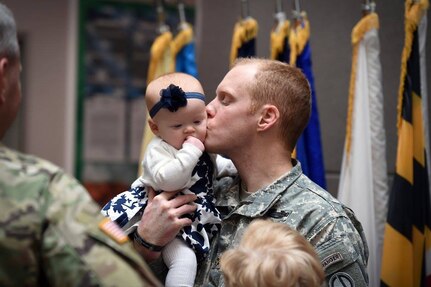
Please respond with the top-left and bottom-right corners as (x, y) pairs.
(98, 218), (129, 244)
(321, 252), (343, 270)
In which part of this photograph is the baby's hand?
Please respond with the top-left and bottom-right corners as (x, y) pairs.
(184, 136), (205, 151)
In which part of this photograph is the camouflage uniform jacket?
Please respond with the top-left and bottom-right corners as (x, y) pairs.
(0, 144), (161, 287)
(194, 160), (369, 287)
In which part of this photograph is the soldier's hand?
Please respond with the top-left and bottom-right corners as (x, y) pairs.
(135, 187), (197, 261)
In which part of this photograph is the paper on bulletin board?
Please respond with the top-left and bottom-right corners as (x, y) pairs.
(129, 96), (147, 163)
(84, 95), (126, 162)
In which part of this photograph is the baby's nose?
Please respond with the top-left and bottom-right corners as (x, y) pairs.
(184, 126), (195, 134)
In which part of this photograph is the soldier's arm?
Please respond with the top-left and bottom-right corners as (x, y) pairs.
(133, 187), (197, 262)
(42, 171), (161, 287)
(316, 234), (369, 287)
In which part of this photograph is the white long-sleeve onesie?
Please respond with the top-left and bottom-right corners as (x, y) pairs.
(101, 136), (236, 286)
(130, 136), (236, 253)
(133, 137), (236, 286)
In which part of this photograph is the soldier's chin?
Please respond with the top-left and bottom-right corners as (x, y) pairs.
(203, 139), (216, 153)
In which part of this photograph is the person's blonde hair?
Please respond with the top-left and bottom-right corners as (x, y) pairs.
(232, 58), (311, 152)
(220, 219), (325, 287)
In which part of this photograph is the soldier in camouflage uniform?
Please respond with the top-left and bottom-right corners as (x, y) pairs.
(133, 59), (369, 286)
(193, 165), (369, 286)
(0, 3), (161, 286)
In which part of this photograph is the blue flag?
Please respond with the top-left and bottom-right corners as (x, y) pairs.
(173, 23), (198, 78)
(290, 19), (326, 189)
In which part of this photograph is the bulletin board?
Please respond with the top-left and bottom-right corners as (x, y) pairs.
(76, 0), (195, 205)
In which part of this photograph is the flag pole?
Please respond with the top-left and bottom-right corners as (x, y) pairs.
(156, 0), (169, 34)
(240, 0), (249, 19)
(292, 0), (302, 26)
(293, 0), (301, 17)
(274, 0), (286, 33)
(362, 0), (376, 16)
(275, 0), (283, 13)
(177, 0), (186, 24)
(177, 0), (188, 31)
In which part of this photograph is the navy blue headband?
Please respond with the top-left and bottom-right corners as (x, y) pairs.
(149, 84), (205, 118)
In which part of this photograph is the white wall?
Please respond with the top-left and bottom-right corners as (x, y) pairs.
(2, 0), (77, 173)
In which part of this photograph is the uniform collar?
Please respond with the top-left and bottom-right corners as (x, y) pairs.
(224, 160), (303, 219)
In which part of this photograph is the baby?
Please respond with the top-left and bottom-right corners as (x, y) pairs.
(220, 219), (325, 287)
(102, 72), (236, 287)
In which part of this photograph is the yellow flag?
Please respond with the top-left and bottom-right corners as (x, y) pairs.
(138, 31), (174, 175)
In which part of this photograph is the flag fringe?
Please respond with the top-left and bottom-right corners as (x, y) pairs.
(172, 23), (194, 56)
(229, 18), (258, 65)
(270, 20), (290, 60)
(146, 31), (174, 84)
(397, 0), (429, 131)
(289, 17), (310, 66)
(345, 13), (379, 158)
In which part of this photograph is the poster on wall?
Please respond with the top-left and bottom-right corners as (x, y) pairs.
(84, 95), (126, 162)
(129, 96), (147, 163)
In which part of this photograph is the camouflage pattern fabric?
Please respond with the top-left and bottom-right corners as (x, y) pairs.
(194, 160), (369, 287)
(0, 144), (161, 287)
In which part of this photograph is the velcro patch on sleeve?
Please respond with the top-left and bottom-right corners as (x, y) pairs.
(329, 272), (355, 287)
(321, 252), (344, 270)
(98, 218), (129, 244)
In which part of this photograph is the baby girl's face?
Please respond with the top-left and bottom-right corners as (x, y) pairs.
(153, 99), (207, 150)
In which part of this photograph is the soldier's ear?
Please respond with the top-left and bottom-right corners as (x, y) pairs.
(257, 104), (279, 131)
(0, 58), (8, 105)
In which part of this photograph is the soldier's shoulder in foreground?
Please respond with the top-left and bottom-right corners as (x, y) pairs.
(0, 145), (161, 286)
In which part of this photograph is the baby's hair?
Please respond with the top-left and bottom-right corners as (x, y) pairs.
(220, 219), (325, 287)
(145, 72), (204, 111)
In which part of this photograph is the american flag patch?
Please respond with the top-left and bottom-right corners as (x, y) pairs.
(98, 218), (129, 244)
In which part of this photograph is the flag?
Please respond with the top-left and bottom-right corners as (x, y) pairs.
(146, 31), (175, 83)
(139, 22), (200, 175)
(337, 13), (388, 287)
(229, 17), (258, 65)
(380, 0), (431, 286)
(270, 13), (290, 62)
(172, 22), (198, 78)
(289, 16), (327, 189)
(138, 31), (175, 175)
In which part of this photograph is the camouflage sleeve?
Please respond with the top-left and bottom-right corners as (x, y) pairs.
(0, 147), (160, 286)
(40, 171), (161, 286)
(316, 234), (369, 287)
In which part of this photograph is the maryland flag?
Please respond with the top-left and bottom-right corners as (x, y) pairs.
(288, 15), (326, 189)
(139, 31), (175, 175)
(337, 13), (388, 287)
(230, 17), (258, 65)
(381, 0), (431, 286)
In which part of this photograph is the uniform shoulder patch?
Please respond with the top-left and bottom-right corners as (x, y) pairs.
(321, 252), (343, 270)
(98, 218), (129, 244)
(329, 272), (355, 287)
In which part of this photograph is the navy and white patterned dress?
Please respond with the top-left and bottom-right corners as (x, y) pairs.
(102, 137), (236, 258)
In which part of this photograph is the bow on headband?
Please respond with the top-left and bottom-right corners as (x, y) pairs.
(149, 84), (205, 118)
